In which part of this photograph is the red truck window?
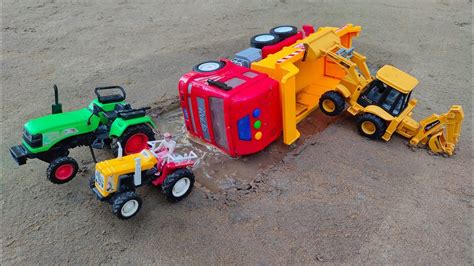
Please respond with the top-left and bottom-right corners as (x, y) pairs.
(196, 97), (211, 141)
(187, 84), (197, 133)
(209, 97), (228, 150)
(224, 77), (245, 88)
(243, 71), (258, 78)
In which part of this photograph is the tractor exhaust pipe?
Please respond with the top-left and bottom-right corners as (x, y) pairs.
(51, 84), (63, 114)
(134, 157), (142, 186)
(117, 142), (123, 158)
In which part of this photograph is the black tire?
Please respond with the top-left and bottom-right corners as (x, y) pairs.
(193, 60), (226, 73)
(356, 113), (387, 140)
(112, 124), (155, 156)
(111, 191), (142, 220)
(88, 175), (95, 189)
(250, 33), (280, 49)
(162, 168), (195, 202)
(46, 157), (79, 184)
(319, 91), (346, 116)
(270, 25), (298, 40)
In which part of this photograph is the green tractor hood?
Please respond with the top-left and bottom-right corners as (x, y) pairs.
(24, 108), (98, 149)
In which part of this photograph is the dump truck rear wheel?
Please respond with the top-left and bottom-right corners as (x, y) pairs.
(270, 25), (298, 39)
(162, 169), (195, 202)
(193, 60), (226, 73)
(356, 113), (387, 140)
(319, 91), (346, 116)
(46, 157), (79, 184)
(112, 191), (142, 219)
(250, 33), (280, 49)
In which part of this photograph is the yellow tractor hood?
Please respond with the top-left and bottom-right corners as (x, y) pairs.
(95, 150), (157, 177)
(376, 65), (419, 94)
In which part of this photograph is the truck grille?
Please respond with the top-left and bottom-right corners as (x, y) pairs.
(95, 171), (104, 188)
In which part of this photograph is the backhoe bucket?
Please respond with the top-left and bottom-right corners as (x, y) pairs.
(410, 105), (464, 156)
(428, 131), (452, 155)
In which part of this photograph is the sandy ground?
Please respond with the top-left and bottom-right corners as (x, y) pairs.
(1, 0), (473, 264)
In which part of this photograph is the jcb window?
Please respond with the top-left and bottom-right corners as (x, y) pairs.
(365, 80), (387, 103)
(359, 80), (409, 116)
(381, 89), (401, 112)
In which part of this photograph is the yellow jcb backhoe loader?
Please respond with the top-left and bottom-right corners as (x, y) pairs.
(317, 44), (464, 156)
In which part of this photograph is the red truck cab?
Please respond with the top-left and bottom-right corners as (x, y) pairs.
(178, 59), (281, 156)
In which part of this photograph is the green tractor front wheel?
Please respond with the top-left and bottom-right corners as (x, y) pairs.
(46, 157), (79, 184)
(112, 124), (155, 156)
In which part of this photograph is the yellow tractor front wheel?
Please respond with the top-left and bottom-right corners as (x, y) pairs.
(356, 113), (387, 140)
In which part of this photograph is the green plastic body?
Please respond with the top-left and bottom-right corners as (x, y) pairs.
(22, 99), (156, 154)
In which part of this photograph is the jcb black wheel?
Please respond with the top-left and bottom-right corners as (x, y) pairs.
(250, 33), (280, 49)
(356, 113), (387, 140)
(111, 191), (142, 220)
(112, 124), (155, 156)
(162, 169), (195, 202)
(46, 157), (79, 184)
(270, 25), (298, 40)
(319, 91), (346, 116)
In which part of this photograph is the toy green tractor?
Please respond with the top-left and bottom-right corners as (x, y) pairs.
(9, 85), (157, 184)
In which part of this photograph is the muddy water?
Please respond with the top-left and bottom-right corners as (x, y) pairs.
(153, 108), (339, 193)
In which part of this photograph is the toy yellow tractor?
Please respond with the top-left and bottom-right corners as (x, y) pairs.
(317, 45), (464, 155)
(90, 140), (198, 219)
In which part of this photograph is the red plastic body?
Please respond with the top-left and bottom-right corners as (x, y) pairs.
(261, 31), (304, 58)
(151, 157), (195, 186)
(302, 24), (315, 36)
(178, 59), (282, 157)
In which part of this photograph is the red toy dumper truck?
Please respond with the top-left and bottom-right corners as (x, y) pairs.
(178, 60), (281, 157)
(178, 24), (360, 156)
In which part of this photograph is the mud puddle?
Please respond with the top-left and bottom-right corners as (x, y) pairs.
(153, 107), (340, 194)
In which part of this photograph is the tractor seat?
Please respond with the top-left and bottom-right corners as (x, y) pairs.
(114, 103), (132, 111)
(98, 94), (125, 104)
(117, 109), (146, 120)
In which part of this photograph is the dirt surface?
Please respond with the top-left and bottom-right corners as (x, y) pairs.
(1, 0), (472, 264)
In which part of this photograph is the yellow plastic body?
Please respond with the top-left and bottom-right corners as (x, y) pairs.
(94, 149), (158, 198)
(376, 65), (419, 94)
(251, 24), (361, 145)
(321, 44), (464, 156)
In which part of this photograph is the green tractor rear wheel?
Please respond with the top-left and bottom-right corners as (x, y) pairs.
(112, 124), (155, 156)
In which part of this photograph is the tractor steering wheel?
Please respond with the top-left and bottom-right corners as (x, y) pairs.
(87, 103), (111, 125)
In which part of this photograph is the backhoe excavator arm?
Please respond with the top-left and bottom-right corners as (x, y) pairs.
(407, 105), (464, 156)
